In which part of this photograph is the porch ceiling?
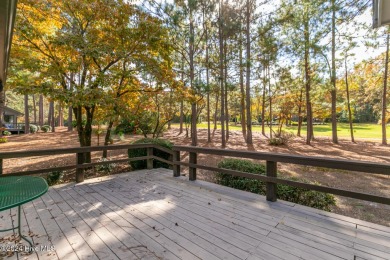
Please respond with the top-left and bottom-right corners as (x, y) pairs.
(0, 0), (18, 87)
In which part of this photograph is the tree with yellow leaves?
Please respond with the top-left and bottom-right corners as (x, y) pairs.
(13, 0), (174, 162)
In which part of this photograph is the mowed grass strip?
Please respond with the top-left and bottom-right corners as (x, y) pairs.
(171, 123), (389, 140)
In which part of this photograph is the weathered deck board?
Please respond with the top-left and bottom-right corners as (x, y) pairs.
(92, 176), (252, 259)
(1, 168), (390, 260)
(118, 173), (346, 259)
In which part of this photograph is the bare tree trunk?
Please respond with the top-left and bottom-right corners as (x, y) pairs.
(103, 120), (114, 158)
(52, 101), (56, 132)
(331, 0), (338, 144)
(68, 107), (72, 130)
(239, 31), (246, 139)
(32, 94), (37, 124)
(167, 89), (173, 130)
(48, 101), (52, 126)
(345, 55), (354, 143)
(214, 92), (219, 131)
(184, 112), (190, 138)
(206, 93), (210, 141)
(219, 1), (226, 147)
(297, 87), (303, 137)
(74, 106), (86, 165)
(73, 105), (94, 163)
(49, 101), (55, 132)
(152, 94), (161, 139)
(205, 11), (211, 143)
(206, 92), (210, 141)
(179, 62), (184, 134)
(245, 0), (252, 144)
(68, 73), (73, 131)
(304, 17), (313, 144)
(261, 68), (266, 136)
(39, 95), (44, 126)
(268, 66), (273, 138)
(179, 100), (184, 134)
(24, 94), (30, 134)
(224, 40), (229, 141)
(58, 104), (63, 127)
(0, 90), (4, 133)
(382, 31), (389, 145)
(190, 89), (197, 144)
(189, 8), (197, 146)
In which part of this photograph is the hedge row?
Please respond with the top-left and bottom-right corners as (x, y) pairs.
(216, 158), (336, 211)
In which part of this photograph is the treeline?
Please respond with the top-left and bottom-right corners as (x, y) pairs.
(154, 0), (389, 145)
(2, 0), (389, 148)
(6, 91), (67, 132)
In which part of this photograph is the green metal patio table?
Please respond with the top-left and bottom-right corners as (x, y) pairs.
(0, 176), (48, 247)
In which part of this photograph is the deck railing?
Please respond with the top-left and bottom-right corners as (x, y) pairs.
(172, 145), (390, 205)
(3, 123), (27, 129)
(0, 144), (172, 182)
(0, 144), (389, 205)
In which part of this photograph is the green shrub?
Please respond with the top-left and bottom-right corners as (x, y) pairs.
(115, 119), (135, 134)
(46, 171), (63, 186)
(268, 130), (294, 146)
(95, 158), (117, 172)
(0, 137), (8, 143)
(2, 131), (11, 136)
(72, 119), (86, 128)
(41, 125), (52, 132)
(218, 158), (266, 175)
(138, 119), (154, 136)
(118, 132), (125, 141)
(128, 138), (173, 170)
(216, 158), (336, 211)
(268, 137), (284, 145)
(29, 124), (38, 133)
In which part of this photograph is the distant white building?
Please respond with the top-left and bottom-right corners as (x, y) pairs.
(3, 106), (24, 134)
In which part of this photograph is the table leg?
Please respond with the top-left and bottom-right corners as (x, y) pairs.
(17, 205), (33, 249)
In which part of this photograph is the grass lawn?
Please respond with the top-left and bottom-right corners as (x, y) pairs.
(171, 122), (389, 140)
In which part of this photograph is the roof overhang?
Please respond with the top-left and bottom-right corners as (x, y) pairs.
(4, 106), (23, 116)
(0, 0), (18, 88)
(373, 0), (390, 28)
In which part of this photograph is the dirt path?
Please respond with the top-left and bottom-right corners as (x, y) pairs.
(1, 127), (389, 226)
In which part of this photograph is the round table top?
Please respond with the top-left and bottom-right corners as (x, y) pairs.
(0, 176), (48, 211)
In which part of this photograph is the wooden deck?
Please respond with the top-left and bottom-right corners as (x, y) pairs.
(1, 169), (390, 260)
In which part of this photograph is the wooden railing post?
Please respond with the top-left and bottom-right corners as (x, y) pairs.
(266, 161), (277, 202)
(76, 152), (84, 183)
(173, 150), (180, 177)
(0, 158), (3, 175)
(189, 152), (197, 181)
(147, 147), (153, 169)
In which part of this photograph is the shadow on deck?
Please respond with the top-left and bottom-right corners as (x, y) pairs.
(1, 168), (390, 260)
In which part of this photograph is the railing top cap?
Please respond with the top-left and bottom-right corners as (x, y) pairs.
(172, 145), (390, 174)
(0, 143), (159, 158)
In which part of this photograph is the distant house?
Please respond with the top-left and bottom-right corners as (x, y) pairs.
(3, 106), (24, 133)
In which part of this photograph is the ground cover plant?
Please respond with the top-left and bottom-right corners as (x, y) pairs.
(216, 158), (336, 211)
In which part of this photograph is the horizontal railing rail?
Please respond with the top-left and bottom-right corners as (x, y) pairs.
(3, 123), (28, 129)
(0, 144), (173, 182)
(0, 144), (170, 159)
(172, 145), (389, 174)
(1, 142), (389, 206)
(172, 145), (390, 205)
